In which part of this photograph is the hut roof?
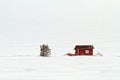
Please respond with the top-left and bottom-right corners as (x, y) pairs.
(74, 45), (94, 49)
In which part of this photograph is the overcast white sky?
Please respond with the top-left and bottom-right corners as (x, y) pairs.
(0, 0), (120, 56)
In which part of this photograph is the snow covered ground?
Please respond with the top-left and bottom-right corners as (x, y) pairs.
(0, 55), (120, 80)
(0, 0), (120, 79)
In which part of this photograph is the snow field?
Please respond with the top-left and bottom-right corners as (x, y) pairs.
(0, 56), (120, 80)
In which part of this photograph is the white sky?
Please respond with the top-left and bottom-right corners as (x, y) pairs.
(0, 0), (120, 56)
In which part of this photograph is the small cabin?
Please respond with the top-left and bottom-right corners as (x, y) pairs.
(74, 45), (94, 55)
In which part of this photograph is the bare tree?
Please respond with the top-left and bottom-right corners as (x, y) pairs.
(94, 52), (103, 56)
(40, 44), (51, 57)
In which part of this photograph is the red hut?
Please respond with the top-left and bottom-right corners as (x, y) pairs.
(67, 45), (94, 56)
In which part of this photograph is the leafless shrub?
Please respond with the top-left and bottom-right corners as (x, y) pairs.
(40, 44), (51, 57)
